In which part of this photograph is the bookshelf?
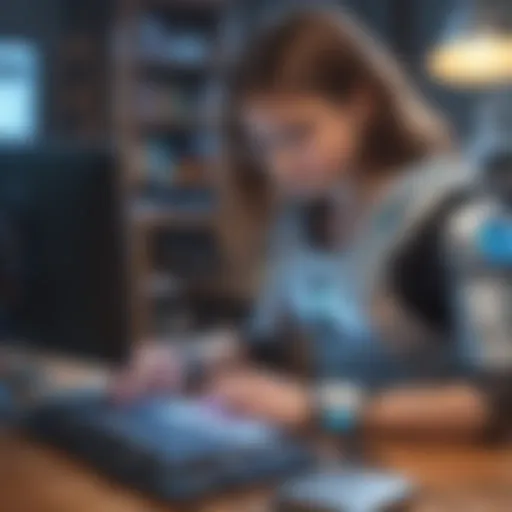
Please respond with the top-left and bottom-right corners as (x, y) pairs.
(53, 0), (112, 142)
(114, 0), (234, 341)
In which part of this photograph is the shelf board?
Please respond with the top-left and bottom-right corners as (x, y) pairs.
(141, 115), (220, 133)
(140, 51), (229, 74)
(144, 271), (251, 301)
(141, 57), (213, 75)
(144, 271), (252, 303)
(185, 273), (254, 301)
(144, 272), (182, 298)
(132, 203), (215, 229)
(145, 0), (227, 14)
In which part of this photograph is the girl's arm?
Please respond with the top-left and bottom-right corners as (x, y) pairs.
(363, 191), (511, 441)
(208, 368), (506, 441)
(188, 245), (294, 378)
(219, 191), (510, 439)
(109, 248), (293, 401)
(361, 383), (490, 441)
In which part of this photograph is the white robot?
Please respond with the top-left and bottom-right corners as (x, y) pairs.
(447, 89), (512, 377)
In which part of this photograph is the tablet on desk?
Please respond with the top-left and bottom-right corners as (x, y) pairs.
(277, 469), (415, 512)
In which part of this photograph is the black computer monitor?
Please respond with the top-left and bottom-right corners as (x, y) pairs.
(0, 145), (130, 362)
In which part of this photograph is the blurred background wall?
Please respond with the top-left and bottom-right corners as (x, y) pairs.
(0, 0), (477, 141)
(0, 0), (479, 340)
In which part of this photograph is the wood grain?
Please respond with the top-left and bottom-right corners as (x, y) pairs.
(1, 432), (511, 512)
(1, 356), (511, 511)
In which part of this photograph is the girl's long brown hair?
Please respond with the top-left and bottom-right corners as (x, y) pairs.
(218, 9), (453, 292)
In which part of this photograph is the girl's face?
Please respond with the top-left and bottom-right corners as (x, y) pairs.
(242, 94), (369, 200)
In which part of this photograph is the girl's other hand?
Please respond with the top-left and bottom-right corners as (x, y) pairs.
(108, 341), (183, 405)
(209, 368), (312, 429)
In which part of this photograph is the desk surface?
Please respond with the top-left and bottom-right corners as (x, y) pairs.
(1, 432), (512, 512)
(1, 354), (512, 511)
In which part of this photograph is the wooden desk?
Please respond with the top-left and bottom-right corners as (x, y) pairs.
(1, 354), (511, 511)
(1, 432), (511, 512)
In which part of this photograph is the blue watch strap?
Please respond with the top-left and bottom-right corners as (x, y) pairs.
(323, 406), (359, 433)
(316, 382), (364, 434)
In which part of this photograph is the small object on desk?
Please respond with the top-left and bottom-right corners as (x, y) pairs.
(276, 469), (415, 512)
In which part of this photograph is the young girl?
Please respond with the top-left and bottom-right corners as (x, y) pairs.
(113, 10), (509, 441)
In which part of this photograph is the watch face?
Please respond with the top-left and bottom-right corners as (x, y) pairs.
(317, 383), (365, 434)
(319, 382), (363, 409)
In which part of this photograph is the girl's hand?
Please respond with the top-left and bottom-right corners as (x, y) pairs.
(109, 342), (183, 404)
(108, 329), (240, 405)
(209, 368), (312, 429)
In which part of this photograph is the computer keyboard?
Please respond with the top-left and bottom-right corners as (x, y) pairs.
(23, 390), (314, 501)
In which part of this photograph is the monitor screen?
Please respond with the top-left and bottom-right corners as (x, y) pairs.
(0, 145), (130, 362)
(0, 39), (40, 144)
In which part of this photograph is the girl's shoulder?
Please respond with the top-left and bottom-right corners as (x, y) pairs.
(351, 154), (475, 302)
(353, 155), (476, 343)
(370, 154), (475, 241)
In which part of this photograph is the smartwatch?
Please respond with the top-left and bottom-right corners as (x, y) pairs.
(315, 381), (366, 434)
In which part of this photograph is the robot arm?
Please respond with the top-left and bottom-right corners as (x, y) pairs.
(445, 195), (512, 437)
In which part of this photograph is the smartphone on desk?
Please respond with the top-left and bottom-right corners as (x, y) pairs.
(276, 469), (415, 512)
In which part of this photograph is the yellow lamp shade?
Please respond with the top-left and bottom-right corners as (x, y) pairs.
(427, 0), (512, 88)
